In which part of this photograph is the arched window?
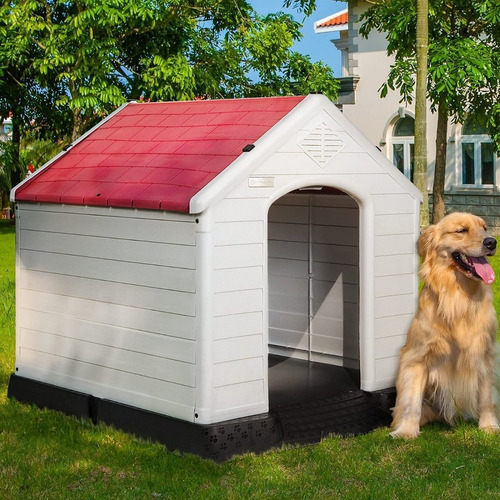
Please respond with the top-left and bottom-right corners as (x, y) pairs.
(460, 119), (494, 186)
(390, 116), (414, 181)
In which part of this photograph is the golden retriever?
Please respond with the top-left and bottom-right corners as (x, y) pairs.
(391, 212), (499, 438)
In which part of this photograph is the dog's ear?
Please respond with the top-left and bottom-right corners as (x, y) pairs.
(417, 224), (436, 260)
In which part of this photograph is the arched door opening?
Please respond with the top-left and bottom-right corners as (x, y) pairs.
(267, 187), (360, 408)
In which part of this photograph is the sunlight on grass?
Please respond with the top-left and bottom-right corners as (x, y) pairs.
(0, 220), (499, 499)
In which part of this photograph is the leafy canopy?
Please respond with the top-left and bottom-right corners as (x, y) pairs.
(0, 0), (337, 142)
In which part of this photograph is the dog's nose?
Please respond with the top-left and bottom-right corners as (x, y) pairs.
(483, 237), (497, 251)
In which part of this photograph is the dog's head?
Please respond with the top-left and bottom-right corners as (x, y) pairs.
(418, 212), (496, 285)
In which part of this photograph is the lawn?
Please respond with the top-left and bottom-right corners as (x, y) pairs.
(0, 219), (499, 499)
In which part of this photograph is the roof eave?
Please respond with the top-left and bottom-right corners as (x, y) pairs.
(314, 24), (348, 34)
(314, 9), (348, 33)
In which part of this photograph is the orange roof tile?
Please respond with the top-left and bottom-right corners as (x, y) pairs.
(316, 10), (348, 29)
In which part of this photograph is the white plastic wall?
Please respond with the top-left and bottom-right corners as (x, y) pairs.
(268, 192), (359, 369)
(200, 96), (420, 419)
(13, 95), (421, 426)
(15, 203), (199, 421)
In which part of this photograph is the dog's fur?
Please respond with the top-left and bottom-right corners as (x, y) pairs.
(391, 212), (500, 438)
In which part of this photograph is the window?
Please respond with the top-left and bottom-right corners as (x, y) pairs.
(460, 119), (495, 187)
(2, 121), (12, 135)
(391, 116), (414, 182)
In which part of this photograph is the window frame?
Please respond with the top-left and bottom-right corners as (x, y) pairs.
(459, 132), (495, 188)
(389, 116), (415, 182)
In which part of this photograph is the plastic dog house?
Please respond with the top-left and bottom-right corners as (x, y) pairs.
(9, 94), (422, 459)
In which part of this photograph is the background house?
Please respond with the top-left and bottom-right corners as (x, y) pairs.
(316, 1), (500, 233)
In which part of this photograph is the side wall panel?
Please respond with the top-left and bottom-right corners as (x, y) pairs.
(209, 208), (267, 421)
(16, 203), (197, 421)
(372, 193), (419, 389)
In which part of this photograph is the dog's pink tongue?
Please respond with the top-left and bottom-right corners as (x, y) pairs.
(470, 256), (495, 284)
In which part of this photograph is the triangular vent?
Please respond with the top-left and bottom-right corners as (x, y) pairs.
(299, 124), (343, 167)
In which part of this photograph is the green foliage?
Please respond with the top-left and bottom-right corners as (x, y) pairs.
(0, 134), (65, 206)
(0, 0), (336, 142)
(0, 0), (337, 201)
(360, 0), (500, 150)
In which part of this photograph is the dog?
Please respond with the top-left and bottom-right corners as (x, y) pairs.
(390, 212), (499, 438)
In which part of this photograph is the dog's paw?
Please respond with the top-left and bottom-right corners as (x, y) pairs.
(390, 423), (420, 439)
(479, 424), (500, 435)
(479, 413), (499, 434)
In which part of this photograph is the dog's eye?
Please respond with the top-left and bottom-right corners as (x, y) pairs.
(456, 227), (468, 234)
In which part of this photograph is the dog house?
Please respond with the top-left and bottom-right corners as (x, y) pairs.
(9, 94), (422, 460)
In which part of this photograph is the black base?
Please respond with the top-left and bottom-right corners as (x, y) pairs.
(7, 374), (394, 462)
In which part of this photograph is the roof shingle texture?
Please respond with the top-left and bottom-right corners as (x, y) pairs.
(16, 96), (305, 212)
(317, 11), (348, 28)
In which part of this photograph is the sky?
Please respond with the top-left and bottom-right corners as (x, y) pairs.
(249, 1), (347, 77)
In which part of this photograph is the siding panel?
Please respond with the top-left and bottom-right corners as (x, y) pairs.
(213, 312), (263, 340)
(20, 270), (195, 316)
(20, 209), (196, 245)
(213, 380), (265, 412)
(18, 350), (195, 411)
(20, 329), (195, 387)
(21, 230), (196, 269)
(21, 250), (195, 292)
(21, 290), (195, 339)
(19, 309), (195, 363)
(16, 204), (198, 421)
(214, 243), (263, 270)
(213, 267), (263, 293)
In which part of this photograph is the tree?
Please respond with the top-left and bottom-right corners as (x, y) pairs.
(0, 0), (337, 198)
(3, 0), (337, 140)
(360, 0), (500, 223)
(414, 0), (429, 227)
(0, 2), (71, 200)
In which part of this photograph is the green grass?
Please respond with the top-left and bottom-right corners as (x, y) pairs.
(1, 219), (499, 499)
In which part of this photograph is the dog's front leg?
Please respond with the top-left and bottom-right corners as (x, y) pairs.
(477, 362), (499, 433)
(390, 361), (427, 438)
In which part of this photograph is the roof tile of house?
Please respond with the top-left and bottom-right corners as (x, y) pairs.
(316, 10), (348, 29)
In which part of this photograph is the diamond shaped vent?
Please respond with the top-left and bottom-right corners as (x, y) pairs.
(299, 124), (344, 167)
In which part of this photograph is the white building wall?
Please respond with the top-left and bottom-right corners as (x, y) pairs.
(343, 1), (438, 190)
(15, 203), (198, 421)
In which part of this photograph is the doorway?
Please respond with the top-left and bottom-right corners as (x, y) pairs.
(267, 187), (360, 407)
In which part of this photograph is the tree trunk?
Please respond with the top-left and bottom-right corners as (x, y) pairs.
(10, 115), (22, 190)
(71, 108), (85, 143)
(413, 0), (429, 228)
(432, 101), (448, 223)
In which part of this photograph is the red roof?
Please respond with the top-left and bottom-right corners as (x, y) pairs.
(15, 96), (305, 212)
(316, 11), (348, 29)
